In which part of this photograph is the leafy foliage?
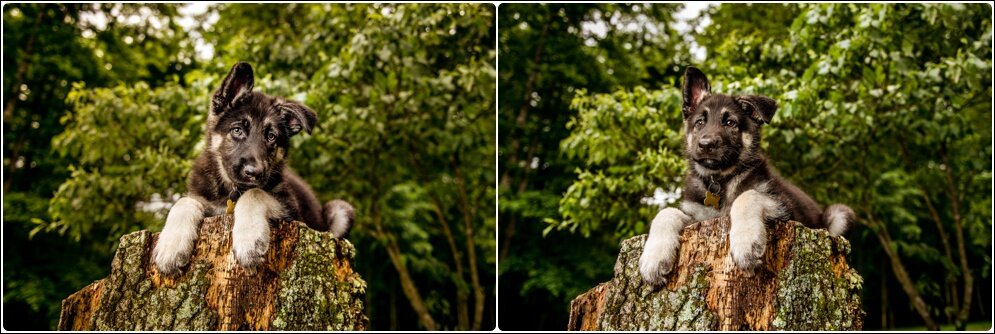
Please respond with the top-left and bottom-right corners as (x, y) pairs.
(555, 87), (685, 238)
(41, 80), (209, 241)
(545, 3), (992, 330)
(7, 3), (494, 331)
(497, 3), (691, 330)
(3, 4), (197, 329)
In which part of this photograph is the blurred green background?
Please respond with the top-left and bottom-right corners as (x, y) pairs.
(3, 3), (494, 330)
(498, 3), (992, 331)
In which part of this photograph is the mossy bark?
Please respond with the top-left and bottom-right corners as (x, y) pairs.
(58, 215), (367, 331)
(568, 217), (863, 331)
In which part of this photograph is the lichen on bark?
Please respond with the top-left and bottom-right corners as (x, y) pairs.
(271, 225), (367, 331)
(568, 217), (864, 331)
(58, 215), (367, 331)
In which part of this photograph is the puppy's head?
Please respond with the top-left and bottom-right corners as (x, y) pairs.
(681, 66), (776, 176)
(206, 62), (317, 188)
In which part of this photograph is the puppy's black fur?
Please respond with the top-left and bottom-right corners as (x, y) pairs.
(638, 66), (854, 286)
(680, 67), (844, 230)
(153, 62), (353, 275)
(190, 62), (344, 232)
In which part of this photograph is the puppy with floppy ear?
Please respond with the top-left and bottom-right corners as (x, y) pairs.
(736, 95), (777, 125)
(153, 62), (355, 275)
(638, 66), (855, 287)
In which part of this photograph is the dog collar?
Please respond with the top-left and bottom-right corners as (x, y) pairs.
(704, 176), (721, 209)
(226, 188), (242, 215)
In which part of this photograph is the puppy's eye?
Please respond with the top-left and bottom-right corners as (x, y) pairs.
(266, 131), (276, 143)
(695, 119), (704, 127)
(231, 127), (244, 137)
(724, 119), (737, 127)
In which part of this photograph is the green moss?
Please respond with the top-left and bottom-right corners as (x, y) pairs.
(272, 225), (367, 331)
(597, 236), (714, 331)
(76, 220), (364, 330)
(578, 220), (862, 331)
(772, 225), (863, 331)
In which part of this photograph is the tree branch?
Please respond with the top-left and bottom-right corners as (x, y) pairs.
(898, 137), (962, 312)
(940, 142), (974, 330)
(3, 6), (45, 195)
(372, 200), (438, 331)
(451, 151), (485, 330)
(500, 8), (555, 191)
(406, 144), (470, 330)
(862, 209), (939, 331)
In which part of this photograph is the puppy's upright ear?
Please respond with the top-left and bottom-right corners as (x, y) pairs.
(279, 100), (318, 136)
(212, 62), (255, 114)
(682, 66), (711, 119)
(736, 95), (777, 125)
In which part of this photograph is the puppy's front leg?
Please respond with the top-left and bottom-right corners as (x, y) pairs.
(232, 189), (285, 268)
(639, 207), (692, 286)
(729, 190), (779, 273)
(154, 196), (206, 275)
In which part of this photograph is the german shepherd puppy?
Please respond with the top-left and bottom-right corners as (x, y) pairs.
(153, 62), (355, 275)
(639, 67), (855, 286)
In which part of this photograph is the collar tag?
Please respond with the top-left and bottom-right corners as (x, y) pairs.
(704, 191), (721, 209)
(226, 188), (240, 215)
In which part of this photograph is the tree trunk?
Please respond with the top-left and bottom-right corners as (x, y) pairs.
(568, 217), (864, 331)
(57, 215), (368, 331)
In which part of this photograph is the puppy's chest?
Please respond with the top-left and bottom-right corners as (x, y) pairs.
(683, 188), (746, 221)
(202, 200), (232, 217)
(687, 176), (765, 216)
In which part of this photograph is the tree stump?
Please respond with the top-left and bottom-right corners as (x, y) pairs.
(57, 215), (368, 331)
(567, 217), (863, 331)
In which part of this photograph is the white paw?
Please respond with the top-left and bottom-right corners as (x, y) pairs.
(231, 214), (270, 269)
(729, 190), (777, 274)
(638, 207), (690, 286)
(154, 197), (204, 275)
(729, 216), (767, 274)
(231, 189), (281, 269)
(639, 233), (680, 286)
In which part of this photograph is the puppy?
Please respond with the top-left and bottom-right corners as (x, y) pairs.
(153, 62), (355, 275)
(638, 66), (855, 286)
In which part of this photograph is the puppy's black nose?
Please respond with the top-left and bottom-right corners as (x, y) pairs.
(241, 165), (262, 179)
(698, 134), (718, 150)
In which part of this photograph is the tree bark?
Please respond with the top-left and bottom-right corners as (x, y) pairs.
(863, 214), (940, 331)
(368, 200), (437, 331)
(452, 154), (486, 331)
(568, 217), (864, 331)
(57, 215), (368, 331)
(940, 144), (974, 331)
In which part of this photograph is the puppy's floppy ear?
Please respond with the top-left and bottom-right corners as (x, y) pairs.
(682, 66), (711, 119)
(736, 95), (777, 125)
(279, 100), (318, 136)
(212, 62), (254, 114)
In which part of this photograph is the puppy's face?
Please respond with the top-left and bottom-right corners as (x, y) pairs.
(680, 67), (776, 175)
(206, 62), (317, 188)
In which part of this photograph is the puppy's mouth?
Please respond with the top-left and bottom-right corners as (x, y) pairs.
(231, 172), (266, 187)
(694, 158), (724, 170)
(237, 178), (261, 186)
(233, 180), (261, 189)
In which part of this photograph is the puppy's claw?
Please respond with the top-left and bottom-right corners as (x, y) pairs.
(231, 216), (270, 270)
(730, 253), (760, 277)
(153, 239), (193, 276)
(232, 239), (267, 268)
(639, 257), (673, 287)
(728, 223), (766, 274)
(639, 237), (679, 287)
(153, 197), (203, 276)
(639, 207), (690, 287)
